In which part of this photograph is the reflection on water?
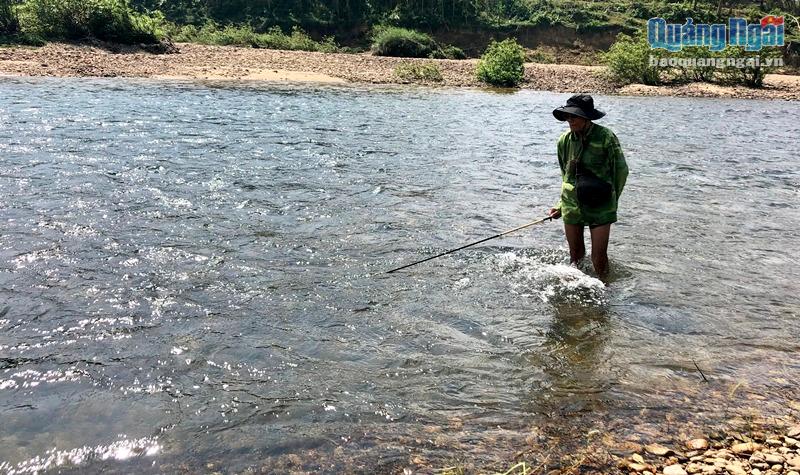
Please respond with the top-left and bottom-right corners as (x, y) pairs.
(540, 304), (612, 412)
(0, 78), (798, 472)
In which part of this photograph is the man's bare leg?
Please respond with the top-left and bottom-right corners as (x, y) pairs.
(589, 224), (611, 278)
(564, 224), (585, 265)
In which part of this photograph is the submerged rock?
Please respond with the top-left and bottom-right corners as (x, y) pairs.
(686, 439), (709, 450)
(645, 444), (673, 456)
(730, 442), (761, 454)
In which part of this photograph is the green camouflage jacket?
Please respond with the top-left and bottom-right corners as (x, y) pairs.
(554, 123), (629, 226)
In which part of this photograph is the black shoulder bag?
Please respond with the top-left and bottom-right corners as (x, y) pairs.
(575, 139), (613, 208)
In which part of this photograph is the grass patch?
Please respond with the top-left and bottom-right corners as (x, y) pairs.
(166, 23), (339, 52)
(371, 25), (437, 58)
(394, 61), (443, 82)
(526, 48), (555, 63)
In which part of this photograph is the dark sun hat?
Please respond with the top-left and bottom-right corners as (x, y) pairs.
(552, 94), (606, 121)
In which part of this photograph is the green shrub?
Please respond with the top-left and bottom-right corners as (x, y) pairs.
(395, 61), (443, 82)
(658, 2), (719, 23)
(717, 46), (783, 88)
(673, 46), (720, 83)
(18, 0), (161, 43)
(601, 32), (663, 85)
(371, 25), (437, 58)
(0, 32), (46, 45)
(476, 37), (525, 87)
(429, 44), (466, 60)
(0, 0), (20, 35)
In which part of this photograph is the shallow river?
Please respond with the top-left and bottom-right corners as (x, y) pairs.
(0, 78), (798, 473)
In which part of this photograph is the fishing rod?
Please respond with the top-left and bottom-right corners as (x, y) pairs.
(386, 215), (554, 274)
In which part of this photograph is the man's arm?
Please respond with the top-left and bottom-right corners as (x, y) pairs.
(607, 132), (628, 198)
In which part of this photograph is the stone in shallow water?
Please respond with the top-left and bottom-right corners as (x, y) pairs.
(687, 439), (709, 450)
(627, 462), (649, 472)
(645, 444), (673, 456)
(731, 442), (761, 455)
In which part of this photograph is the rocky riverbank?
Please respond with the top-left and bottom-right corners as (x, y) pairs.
(617, 423), (800, 475)
(1, 42), (799, 100)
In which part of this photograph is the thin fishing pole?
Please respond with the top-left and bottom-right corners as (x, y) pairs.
(386, 216), (553, 274)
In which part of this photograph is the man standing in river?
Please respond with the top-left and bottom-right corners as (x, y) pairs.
(547, 94), (629, 279)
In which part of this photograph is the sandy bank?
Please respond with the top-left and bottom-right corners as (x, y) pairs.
(0, 42), (798, 101)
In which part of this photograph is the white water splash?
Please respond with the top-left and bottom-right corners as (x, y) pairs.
(493, 252), (607, 305)
(452, 277), (471, 290)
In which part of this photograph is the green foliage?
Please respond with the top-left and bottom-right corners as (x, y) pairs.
(394, 61), (443, 82)
(652, 2), (720, 24)
(601, 32), (662, 85)
(603, 28), (785, 89)
(18, 0), (162, 43)
(167, 22), (339, 52)
(673, 46), (720, 83)
(430, 44), (467, 60)
(526, 48), (556, 63)
(0, 32), (45, 45)
(476, 37), (525, 87)
(0, 0), (20, 35)
(717, 46), (783, 88)
(371, 25), (437, 58)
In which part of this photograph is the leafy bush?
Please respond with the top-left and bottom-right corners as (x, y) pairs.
(429, 44), (466, 60)
(659, 2), (719, 24)
(18, 0), (161, 43)
(601, 32), (663, 85)
(673, 46), (720, 83)
(476, 37), (525, 87)
(0, 0), (19, 35)
(717, 46), (783, 88)
(395, 61), (443, 82)
(371, 25), (437, 58)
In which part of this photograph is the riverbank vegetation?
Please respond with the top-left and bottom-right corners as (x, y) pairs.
(602, 30), (787, 87)
(0, 0), (797, 89)
(477, 37), (526, 86)
(1, 0), (797, 50)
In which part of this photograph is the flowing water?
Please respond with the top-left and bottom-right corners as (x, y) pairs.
(0, 78), (798, 473)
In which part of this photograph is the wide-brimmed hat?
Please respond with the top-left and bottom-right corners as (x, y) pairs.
(552, 94), (606, 121)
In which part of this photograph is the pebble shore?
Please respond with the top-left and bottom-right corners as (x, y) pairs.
(0, 42), (799, 100)
(617, 424), (800, 475)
